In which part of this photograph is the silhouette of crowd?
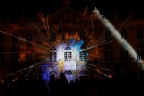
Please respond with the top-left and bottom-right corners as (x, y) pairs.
(1, 68), (144, 96)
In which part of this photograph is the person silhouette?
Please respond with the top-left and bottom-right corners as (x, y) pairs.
(48, 74), (57, 96)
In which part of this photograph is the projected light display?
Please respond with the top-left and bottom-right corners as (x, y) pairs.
(64, 61), (76, 70)
(4, 7), (115, 82)
(93, 7), (144, 69)
(40, 39), (88, 81)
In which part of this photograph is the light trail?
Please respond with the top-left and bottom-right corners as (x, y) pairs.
(93, 7), (144, 69)
(0, 31), (49, 51)
(32, 22), (50, 44)
(5, 59), (47, 79)
(20, 26), (49, 48)
(86, 15), (129, 50)
(81, 40), (112, 52)
(46, 14), (51, 39)
(87, 39), (106, 49)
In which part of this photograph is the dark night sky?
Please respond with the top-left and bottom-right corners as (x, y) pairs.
(0, 0), (143, 19)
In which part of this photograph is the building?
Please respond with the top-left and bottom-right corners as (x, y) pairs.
(0, 6), (144, 81)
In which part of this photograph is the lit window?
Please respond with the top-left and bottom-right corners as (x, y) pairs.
(79, 51), (87, 61)
(50, 47), (57, 62)
(50, 52), (57, 62)
(64, 46), (72, 61)
(137, 50), (144, 60)
(64, 52), (72, 61)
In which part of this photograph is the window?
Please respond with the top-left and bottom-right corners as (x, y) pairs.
(79, 70), (88, 76)
(50, 47), (57, 62)
(26, 34), (32, 46)
(26, 33), (32, 42)
(137, 41), (144, 48)
(137, 27), (143, 39)
(64, 52), (72, 61)
(105, 30), (111, 40)
(79, 51), (88, 61)
(11, 47), (18, 64)
(50, 52), (57, 62)
(65, 71), (72, 75)
(26, 54), (32, 62)
(50, 32), (56, 42)
(12, 53), (18, 64)
(121, 50), (128, 61)
(0, 47), (4, 65)
(64, 47), (72, 61)
(12, 34), (18, 43)
(0, 33), (4, 44)
(104, 50), (113, 61)
(0, 54), (4, 65)
(137, 50), (144, 60)
(121, 29), (127, 39)
(49, 71), (57, 76)
(79, 31), (85, 40)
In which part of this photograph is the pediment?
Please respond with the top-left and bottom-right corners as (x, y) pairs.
(48, 7), (92, 24)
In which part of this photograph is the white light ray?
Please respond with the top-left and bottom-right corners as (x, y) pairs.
(93, 7), (144, 69)
(0, 31), (49, 51)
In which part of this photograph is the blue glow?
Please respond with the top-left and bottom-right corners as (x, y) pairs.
(56, 39), (85, 62)
(41, 38), (87, 81)
(70, 39), (84, 50)
(41, 64), (49, 81)
(86, 52), (88, 56)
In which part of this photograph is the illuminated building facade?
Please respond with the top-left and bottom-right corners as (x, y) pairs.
(0, 6), (144, 81)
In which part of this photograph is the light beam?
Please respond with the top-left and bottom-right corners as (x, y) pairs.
(93, 7), (144, 69)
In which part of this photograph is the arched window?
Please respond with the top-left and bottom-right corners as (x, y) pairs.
(79, 51), (88, 61)
(64, 71), (72, 75)
(50, 47), (57, 62)
(49, 71), (57, 75)
(64, 46), (72, 61)
(64, 46), (71, 50)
